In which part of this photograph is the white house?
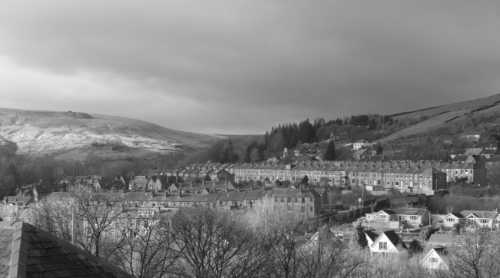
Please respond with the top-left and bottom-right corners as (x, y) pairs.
(363, 210), (400, 231)
(365, 230), (406, 255)
(146, 177), (163, 192)
(461, 210), (497, 230)
(432, 212), (463, 230)
(391, 208), (430, 229)
(365, 210), (394, 222)
(352, 140), (370, 151)
(363, 208), (430, 231)
(421, 248), (449, 271)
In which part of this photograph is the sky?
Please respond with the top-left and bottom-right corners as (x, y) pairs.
(1, 0), (500, 134)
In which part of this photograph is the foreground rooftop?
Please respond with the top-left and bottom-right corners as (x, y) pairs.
(0, 221), (133, 278)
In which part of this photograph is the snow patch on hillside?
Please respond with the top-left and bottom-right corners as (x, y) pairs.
(0, 124), (180, 154)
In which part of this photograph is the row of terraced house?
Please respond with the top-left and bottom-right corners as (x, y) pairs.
(228, 158), (486, 196)
(34, 187), (319, 242)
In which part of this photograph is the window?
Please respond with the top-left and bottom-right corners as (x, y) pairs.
(379, 242), (387, 250)
(410, 216), (418, 221)
(430, 257), (438, 263)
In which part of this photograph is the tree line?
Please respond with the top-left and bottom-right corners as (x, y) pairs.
(204, 115), (387, 164)
(0, 141), (185, 200)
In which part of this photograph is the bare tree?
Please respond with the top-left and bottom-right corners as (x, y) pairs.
(111, 218), (184, 278)
(31, 192), (75, 242)
(71, 186), (124, 257)
(268, 232), (301, 278)
(267, 228), (363, 278)
(300, 240), (363, 278)
(448, 231), (500, 278)
(31, 188), (123, 257)
(170, 209), (269, 278)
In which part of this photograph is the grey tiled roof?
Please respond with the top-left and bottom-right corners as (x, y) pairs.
(0, 228), (14, 277)
(461, 210), (498, 219)
(0, 222), (133, 278)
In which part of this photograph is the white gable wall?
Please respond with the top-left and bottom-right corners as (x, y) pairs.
(422, 249), (448, 271)
(370, 233), (399, 254)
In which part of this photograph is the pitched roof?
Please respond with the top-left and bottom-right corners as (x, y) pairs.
(447, 212), (464, 218)
(383, 230), (404, 247)
(0, 222), (133, 278)
(461, 210), (497, 219)
(0, 228), (14, 277)
(423, 247), (448, 265)
(428, 233), (457, 247)
(391, 208), (428, 216)
(365, 230), (378, 242)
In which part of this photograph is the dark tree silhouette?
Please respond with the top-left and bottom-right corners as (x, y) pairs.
(324, 140), (337, 161)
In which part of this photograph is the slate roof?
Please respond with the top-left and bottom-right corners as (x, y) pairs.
(0, 222), (133, 278)
(448, 212), (464, 218)
(230, 160), (462, 176)
(384, 230), (404, 248)
(0, 228), (14, 277)
(365, 230), (378, 242)
(428, 233), (457, 247)
(461, 210), (498, 219)
(391, 208), (429, 216)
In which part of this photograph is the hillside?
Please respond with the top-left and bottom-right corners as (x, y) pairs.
(212, 93), (500, 164)
(0, 108), (217, 159)
(379, 93), (500, 142)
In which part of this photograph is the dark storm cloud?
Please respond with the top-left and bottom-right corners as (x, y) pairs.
(0, 0), (499, 133)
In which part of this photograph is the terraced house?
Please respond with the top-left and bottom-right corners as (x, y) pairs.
(230, 160), (458, 195)
(438, 159), (486, 185)
(75, 188), (318, 234)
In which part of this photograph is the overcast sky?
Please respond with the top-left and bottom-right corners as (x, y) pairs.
(0, 0), (499, 134)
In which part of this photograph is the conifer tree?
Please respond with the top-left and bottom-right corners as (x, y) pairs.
(324, 140), (337, 161)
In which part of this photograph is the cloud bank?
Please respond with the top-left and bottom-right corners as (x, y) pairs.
(0, 0), (499, 133)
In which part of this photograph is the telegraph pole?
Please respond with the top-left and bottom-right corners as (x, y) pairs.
(71, 205), (75, 244)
